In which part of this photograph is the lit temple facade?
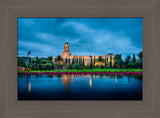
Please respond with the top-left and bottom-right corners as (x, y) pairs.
(53, 40), (115, 66)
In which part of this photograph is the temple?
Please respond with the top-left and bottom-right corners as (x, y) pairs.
(53, 40), (115, 66)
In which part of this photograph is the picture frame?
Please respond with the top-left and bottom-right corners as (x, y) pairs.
(0, 0), (160, 118)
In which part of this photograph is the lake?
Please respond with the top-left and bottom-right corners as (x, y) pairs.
(18, 74), (142, 100)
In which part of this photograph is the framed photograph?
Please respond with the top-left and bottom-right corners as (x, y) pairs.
(17, 18), (143, 100)
(0, 0), (160, 118)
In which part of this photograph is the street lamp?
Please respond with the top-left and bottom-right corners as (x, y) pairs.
(27, 50), (31, 72)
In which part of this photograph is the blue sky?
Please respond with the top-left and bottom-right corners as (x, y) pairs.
(18, 18), (142, 59)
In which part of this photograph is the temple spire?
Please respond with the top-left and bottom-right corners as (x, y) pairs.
(65, 40), (68, 44)
(64, 40), (69, 52)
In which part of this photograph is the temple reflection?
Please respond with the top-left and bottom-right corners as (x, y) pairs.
(62, 74), (72, 93)
(28, 82), (31, 92)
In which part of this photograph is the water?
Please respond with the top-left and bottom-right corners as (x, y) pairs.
(18, 74), (142, 100)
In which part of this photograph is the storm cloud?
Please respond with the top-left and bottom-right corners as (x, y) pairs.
(18, 18), (142, 59)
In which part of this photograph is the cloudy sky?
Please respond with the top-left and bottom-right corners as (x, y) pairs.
(18, 18), (142, 59)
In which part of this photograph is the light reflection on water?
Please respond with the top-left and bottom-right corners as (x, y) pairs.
(18, 74), (142, 100)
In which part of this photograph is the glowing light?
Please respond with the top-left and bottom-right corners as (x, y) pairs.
(85, 61), (87, 66)
(89, 78), (92, 87)
(115, 78), (118, 83)
(28, 82), (31, 93)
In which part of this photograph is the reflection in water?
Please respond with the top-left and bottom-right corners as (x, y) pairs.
(28, 82), (31, 92)
(47, 74), (54, 78)
(89, 77), (93, 88)
(115, 76), (118, 83)
(62, 75), (71, 93)
(26, 75), (31, 93)
(18, 74), (142, 100)
(115, 78), (118, 83)
(36, 74), (38, 78)
(128, 76), (130, 83)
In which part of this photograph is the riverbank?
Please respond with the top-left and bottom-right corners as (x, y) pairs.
(18, 69), (142, 75)
(18, 72), (142, 75)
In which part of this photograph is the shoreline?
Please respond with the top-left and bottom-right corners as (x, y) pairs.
(18, 72), (142, 75)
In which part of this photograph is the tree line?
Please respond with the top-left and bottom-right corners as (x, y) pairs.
(18, 51), (142, 70)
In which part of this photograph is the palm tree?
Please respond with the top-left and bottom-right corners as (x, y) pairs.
(55, 55), (63, 70)
(96, 56), (104, 67)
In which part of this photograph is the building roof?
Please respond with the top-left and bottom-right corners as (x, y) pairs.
(107, 53), (114, 55)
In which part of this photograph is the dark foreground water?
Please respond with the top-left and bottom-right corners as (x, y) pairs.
(18, 74), (142, 100)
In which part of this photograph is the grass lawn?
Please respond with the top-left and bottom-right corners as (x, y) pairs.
(18, 68), (142, 73)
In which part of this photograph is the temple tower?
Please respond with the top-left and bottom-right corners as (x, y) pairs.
(62, 40), (71, 58)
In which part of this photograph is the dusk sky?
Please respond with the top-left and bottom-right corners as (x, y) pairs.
(18, 18), (142, 59)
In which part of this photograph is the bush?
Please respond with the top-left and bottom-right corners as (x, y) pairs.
(40, 59), (48, 64)
(32, 67), (39, 70)
(46, 63), (52, 70)
(72, 63), (80, 69)
(66, 64), (72, 69)
(28, 68), (31, 72)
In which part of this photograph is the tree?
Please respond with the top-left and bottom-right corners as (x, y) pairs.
(40, 59), (48, 64)
(82, 57), (84, 66)
(37, 57), (42, 64)
(36, 56), (39, 66)
(55, 55), (63, 70)
(72, 57), (75, 65)
(29, 57), (31, 63)
(107, 57), (108, 67)
(110, 56), (112, 68)
(89, 56), (93, 69)
(125, 55), (131, 68)
(18, 59), (25, 67)
(68, 58), (70, 63)
(55, 55), (63, 63)
(137, 51), (143, 69)
(65, 57), (67, 63)
(105, 57), (106, 66)
(51, 63), (54, 70)
(73, 63), (80, 69)
(66, 64), (72, 69)
(114, 54), (123, 68)
(47, 56), (53, 62)
(78, 57), (81, 65)
(94, 56), (96, 65)
(46, 63), (52, 70)
(96, 56), (104, 68)
(75, 58), (78, 63)
(31, 59), (36, 64)
(132, 54), (136, 63)
(137, 51), (143, 61)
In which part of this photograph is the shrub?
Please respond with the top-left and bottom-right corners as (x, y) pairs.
(66, 64), (72, 70)
(40, 59), (48, 64)
(22, 68), (26, 71)
(72, 63), (80, 69)
(46, 63), (52, 70)
(28, 68), (31, 72)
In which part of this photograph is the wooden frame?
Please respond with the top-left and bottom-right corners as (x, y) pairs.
(0, 0), (160, 117)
